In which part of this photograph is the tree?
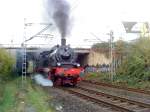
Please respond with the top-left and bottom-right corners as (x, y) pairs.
(117, 38), (150, 81)
(91, 42), (109, 57)
(114, 38), (129, 65)
(140, 22), (150, 38)
(0, 48), (15, 79)
(92, 42), (109, 49)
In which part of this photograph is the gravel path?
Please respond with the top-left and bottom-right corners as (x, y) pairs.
(43, 87), (115, 112)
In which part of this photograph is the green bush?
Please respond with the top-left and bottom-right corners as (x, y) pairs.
(117, 38), (150, 81)
(0, 48), (15, 79)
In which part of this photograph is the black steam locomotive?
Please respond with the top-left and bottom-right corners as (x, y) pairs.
(37, 45), (78, 67)
(36, 39), (84, 86)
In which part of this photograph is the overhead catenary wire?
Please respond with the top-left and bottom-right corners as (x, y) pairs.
(90, 32), (107, 43)
(25, 23), (53, 42)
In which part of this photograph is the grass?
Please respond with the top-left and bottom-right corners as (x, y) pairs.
(0, 79), (17, 112)
(85, 72), (111, 83)
(0, 77), (55, 112)
(113, 75), (150, 90)
(26, 81), (55, 112)
(85, 72), (150, 90)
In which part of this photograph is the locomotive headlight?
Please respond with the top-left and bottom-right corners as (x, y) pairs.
(57, 63), (61, 66)
(77, 64), (80, 67)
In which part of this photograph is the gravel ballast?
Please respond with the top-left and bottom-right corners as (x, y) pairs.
(43, 87), (115, 112)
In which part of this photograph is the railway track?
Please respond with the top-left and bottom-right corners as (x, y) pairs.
(83, 80), (150, 95)
(62, 86), (150, 112)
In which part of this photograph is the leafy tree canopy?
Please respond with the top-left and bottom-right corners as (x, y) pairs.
(117, 38), (150, 81)
(92, 42), (109, 49)
(0, 48), (15, 79)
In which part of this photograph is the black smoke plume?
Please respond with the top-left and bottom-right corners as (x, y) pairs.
(47, 0), (70, 38)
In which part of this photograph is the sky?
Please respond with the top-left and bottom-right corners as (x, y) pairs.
(0, 0), (150, 48)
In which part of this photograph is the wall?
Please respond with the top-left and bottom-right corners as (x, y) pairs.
(87, 50), (110, 66)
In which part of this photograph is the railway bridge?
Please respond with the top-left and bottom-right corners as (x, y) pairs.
(4, 47), (110, 66)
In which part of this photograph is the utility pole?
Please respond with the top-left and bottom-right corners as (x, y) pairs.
(109, 30), (115, 81)
(21, 18), (27, 89)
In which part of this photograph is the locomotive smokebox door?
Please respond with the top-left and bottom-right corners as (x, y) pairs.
(61, 38), (66, 46)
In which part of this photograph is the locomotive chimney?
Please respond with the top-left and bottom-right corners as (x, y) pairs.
(61, 38), (66, 46)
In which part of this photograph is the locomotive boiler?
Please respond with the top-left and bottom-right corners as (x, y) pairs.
(36, 39), (84, 86)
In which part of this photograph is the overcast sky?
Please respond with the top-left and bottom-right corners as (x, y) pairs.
(0, 0), (150, 48)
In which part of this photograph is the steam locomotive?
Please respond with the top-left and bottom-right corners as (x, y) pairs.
(36, 39), (84, 86)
